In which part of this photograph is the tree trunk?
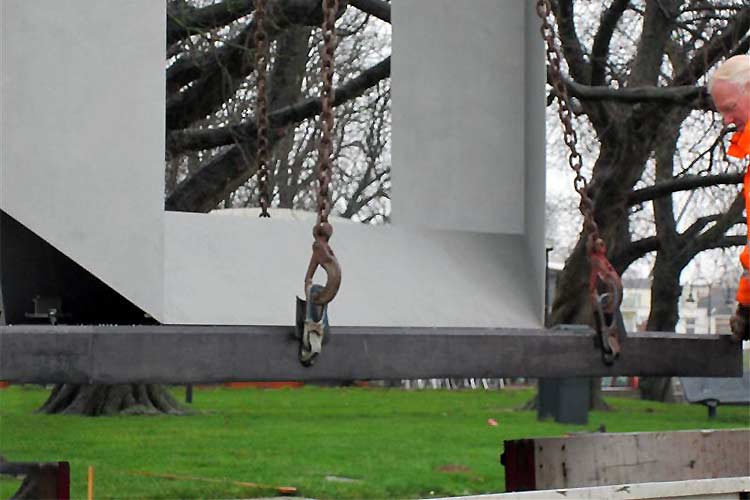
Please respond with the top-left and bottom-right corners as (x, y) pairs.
(639, 377), (677, 402)
(269, 25), (313, 209)
(37, 384), (184, 416)
(640, 108), (689, 402)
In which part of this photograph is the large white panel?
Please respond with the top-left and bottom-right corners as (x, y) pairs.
(392, 0), (527, 234)
(0, 0), (165, 319)
(524, 1), (548, 319)
(1, 1), (545, 328)
(164, 212), (542, 328)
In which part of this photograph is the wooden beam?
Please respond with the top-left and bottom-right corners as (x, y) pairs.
(0, 325), (741, 384)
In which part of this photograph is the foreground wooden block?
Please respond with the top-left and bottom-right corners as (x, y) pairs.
(435, 477), (750, 499)
(0, 460), (70, 500)
(502, 429), (750, 492)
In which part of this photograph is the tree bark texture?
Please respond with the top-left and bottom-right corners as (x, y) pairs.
(37, 384), (184, 416)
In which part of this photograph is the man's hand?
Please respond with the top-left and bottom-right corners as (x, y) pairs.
(730, 304), (749, 342)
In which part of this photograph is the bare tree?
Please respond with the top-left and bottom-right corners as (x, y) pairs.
(545, 0), (748, 405)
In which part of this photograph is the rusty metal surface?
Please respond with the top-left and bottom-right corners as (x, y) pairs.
(0, 325), (741, 384)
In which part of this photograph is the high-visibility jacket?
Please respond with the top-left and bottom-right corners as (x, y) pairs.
(728, 125), (750, 305)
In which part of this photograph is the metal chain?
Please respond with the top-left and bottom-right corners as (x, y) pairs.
(316, 0), (338, 230)
(255, 0), (271, 217)
(301, 0), (342, 307)
(537, 0), (626, 365)
(536, 0), (598, 243)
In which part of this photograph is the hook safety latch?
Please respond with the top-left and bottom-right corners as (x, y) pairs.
(295, 223), (341, 366)
(588, 237), (627, 366)
(591, 284), (626, 366)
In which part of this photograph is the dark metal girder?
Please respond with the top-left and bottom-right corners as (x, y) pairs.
(0, 325), (742, 384)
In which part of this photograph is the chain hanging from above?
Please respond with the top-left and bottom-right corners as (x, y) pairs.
(295, 0), (342, 367)
(254, 0), (271, 217)
(536, 0), (626, 365)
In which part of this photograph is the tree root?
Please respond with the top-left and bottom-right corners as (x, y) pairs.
(37, 384), (186, 416)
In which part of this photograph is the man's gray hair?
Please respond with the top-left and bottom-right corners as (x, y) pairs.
(708, 55), (750, 95)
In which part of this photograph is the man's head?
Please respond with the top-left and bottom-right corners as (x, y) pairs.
(709, 55), (750, 130)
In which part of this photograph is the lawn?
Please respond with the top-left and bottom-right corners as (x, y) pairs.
(0, 384), (748, 499)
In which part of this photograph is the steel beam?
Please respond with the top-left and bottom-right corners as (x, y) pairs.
(0, 325), (742, 384)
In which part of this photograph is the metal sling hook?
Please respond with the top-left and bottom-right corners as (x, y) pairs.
(591, 280), (626, 366)
(588, 237), (627, 366)
(304, 222), (341, 306)
(295, 222), (341, 366)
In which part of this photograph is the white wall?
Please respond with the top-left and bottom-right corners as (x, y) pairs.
(392, 0), (527, 235)
(2, 1), (546, 328)
(0, 0), (166, 319)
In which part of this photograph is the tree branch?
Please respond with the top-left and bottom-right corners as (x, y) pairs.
(627, 0), (678, 88)
(564, 77), (711, 109)
(166, 131), (283, 213)
(704, 235), (746, 251)
(553, 0), (590, 82)
(167, 56), (391, 155)
(628, 172), (744, 206)
(166, 0), (334, 131)
(672, 5), (750, 86)
(166, 57), (389, 212)
(612, 236), (660, 272)
(590, 0), (629, 86)
(684, 192), (745, 253)
(167, 0), (255, 47)
(349, 0), (390, 23)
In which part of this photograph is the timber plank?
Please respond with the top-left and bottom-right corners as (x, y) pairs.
(0, 325), (742, 383)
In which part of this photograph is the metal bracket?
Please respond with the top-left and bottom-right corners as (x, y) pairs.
(295, 284), (330, 367)
(593, 292), (627, 366)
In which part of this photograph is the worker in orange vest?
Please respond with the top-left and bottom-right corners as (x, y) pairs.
(709, 54), (750, 342)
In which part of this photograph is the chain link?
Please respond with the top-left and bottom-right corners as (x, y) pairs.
(301, 0), (342, 306)
(537, 0), (626, 364)
(536, 0), (598, 242)
(316, 0), (338, 230)
(255, 0), (271, 217)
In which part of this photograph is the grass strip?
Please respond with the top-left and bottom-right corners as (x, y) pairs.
(0, 384), (747, 499)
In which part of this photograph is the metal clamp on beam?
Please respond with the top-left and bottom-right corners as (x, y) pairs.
(295, 284), (330, 367)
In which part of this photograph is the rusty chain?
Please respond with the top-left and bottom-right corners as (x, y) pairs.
(254, 0), (271, 217)
(536, 0), (598, 243)
(316, 0), (338, 229)
(537, 0), (626, 364)
(303, 0), (341, 305)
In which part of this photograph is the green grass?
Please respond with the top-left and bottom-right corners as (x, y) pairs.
(0, 385), (748, 500)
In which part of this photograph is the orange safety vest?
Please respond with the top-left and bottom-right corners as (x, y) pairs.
(728, 125), (750, 305)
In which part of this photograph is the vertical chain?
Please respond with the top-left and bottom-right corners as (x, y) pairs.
(536, 0), (625, 364)
(255, 0), (271, 217)
(315, 0), (338, 232)
(300, 0), (342, 307)
(536, 0), (598, 243)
